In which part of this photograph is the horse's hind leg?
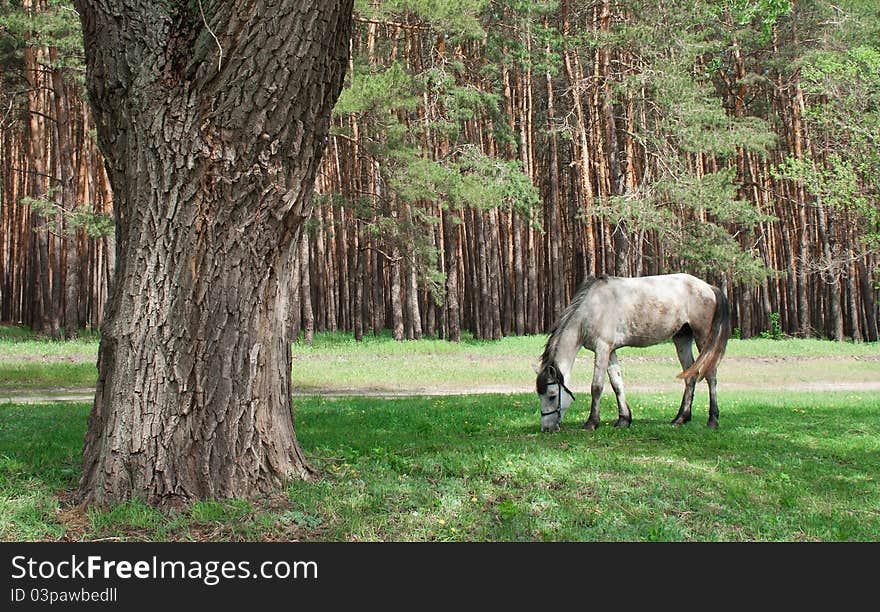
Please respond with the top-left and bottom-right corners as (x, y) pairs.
(672, 331), (697, 426)
(607, 350), (631, 428)
(584, 344), (609, 431)
(706, 370), (719, 429)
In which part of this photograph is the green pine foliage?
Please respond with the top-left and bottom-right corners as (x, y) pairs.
(3, 0), (876, 330)
(0, 0), (83, 73)
(778, 44), (880, 251)
(330, 4), (543, 296)
(355, 0), (489, 41)
(19, 191), (114, 239)
(2, 1), (104, 239)
(573, 0), (786, 283)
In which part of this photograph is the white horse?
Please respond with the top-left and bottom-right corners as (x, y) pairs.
(535, 274), (730, 432)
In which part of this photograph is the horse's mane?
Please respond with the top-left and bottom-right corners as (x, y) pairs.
(537, 276), (604, 393)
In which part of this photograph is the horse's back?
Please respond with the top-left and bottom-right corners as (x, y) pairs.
(597, 273), (714, 304)
(586, 274), (717, 348)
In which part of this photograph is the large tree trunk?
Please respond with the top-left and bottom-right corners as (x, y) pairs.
(75, 0), (353, 507)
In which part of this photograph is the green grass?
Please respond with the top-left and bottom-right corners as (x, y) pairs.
(294, 332), (880, 390)
(0, 324), (100, 354)
(0, 324), (99, 389)
(1, 326), (877, 391)
(1, 325), (877, 540)
(2, 391), (878, 541)
(0, 363), (97, 390)
(289, 330), (880, 359)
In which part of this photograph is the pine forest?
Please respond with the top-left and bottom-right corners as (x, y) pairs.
(1, 0), (878, 343)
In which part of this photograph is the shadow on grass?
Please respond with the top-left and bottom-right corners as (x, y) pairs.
(295, 392), (880, 540)
(2, 391), (878, 541)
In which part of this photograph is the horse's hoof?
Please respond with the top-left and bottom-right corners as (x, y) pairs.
(614, 418), (631, 428)
(671, 418), (686, 427)
(707, 419), (719, 429)
(582, 420), (600, 431)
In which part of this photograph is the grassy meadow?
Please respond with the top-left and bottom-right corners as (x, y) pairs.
(0, 325), (878, 541)
(2, 325), (879, 392)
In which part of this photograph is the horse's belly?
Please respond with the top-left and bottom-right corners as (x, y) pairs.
(615, 316), (686, 347)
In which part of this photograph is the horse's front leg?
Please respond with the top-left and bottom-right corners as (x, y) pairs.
(584, 345), (609, 430)
(607, 351), (632, 428)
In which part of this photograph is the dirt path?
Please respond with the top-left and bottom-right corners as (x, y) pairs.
(3, 349), (877, 403)
(4, 378), (879, 405)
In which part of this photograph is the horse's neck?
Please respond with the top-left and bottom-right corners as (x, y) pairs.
(550, 328), (582, 382)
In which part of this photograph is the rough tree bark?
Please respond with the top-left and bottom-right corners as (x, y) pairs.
(75, 0), (353, 507)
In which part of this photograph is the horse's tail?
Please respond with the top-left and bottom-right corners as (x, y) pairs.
(678, 286), (731, 382)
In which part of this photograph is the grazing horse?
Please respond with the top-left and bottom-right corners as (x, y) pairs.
(535, 274), (730, 432)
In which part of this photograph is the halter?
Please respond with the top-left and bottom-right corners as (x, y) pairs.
(540, 367), (577, 419)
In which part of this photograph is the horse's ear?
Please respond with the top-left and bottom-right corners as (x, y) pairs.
(531, 362), (540, 374)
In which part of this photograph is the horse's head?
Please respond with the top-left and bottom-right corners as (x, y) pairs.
(535, 363), (575, 432)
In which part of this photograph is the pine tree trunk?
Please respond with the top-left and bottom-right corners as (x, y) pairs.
(856, 260), (876, 341)
(814, 199), (844, 341)
(512, 213), (525, 335)
(741, 285), (754, 339)
(545, 62), (564, 319)
(24, 29), (59, 337)
(313, 210), (327, 332)
(323, 205), (338, 332)
(407, 259), (422, 340)
(289, 236), (303, 343)
(405, 204), (422, 340)
(300, 232), (315, 345)
(788, 22), (813, 338)
(50, 58), (81, 339)
(486, 207), (503, 339)
(527, 225), (539, 332)
(390, 241), (404, 341)
(846, 252), (861, 343)
(354, 228), (366, 342)
(336, 202), (350, 331)
(474, 210), (489, 338)
(371, 240), (384, 336)
(75, 0), (353, 507)
(442, 208), (461, 342)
